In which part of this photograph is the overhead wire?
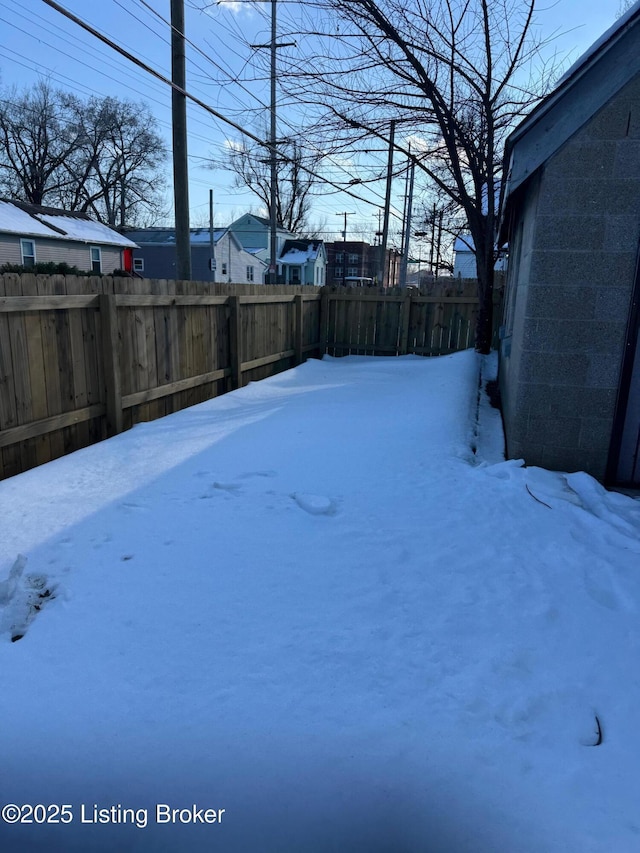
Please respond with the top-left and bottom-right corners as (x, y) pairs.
(135, 0), (397, 210)
(39, 0), (402, 216)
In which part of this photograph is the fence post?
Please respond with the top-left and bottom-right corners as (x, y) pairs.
(398, 289), (413, 355)
(294, 294), (304, 364)
(319, 288), (329, 356)
(228, 295), (242, 389)
(99, 293), (123, 436)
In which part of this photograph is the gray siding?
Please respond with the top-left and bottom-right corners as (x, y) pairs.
(132, 234), (266, 283)
(500, 73), (640, 479)
(0, 234), (123, 273)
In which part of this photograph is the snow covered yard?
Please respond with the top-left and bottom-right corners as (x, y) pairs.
(0, 351), (639, 852)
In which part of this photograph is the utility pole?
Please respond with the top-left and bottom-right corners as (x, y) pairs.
(399, 154), (415, 288)
(251, 2), (295, 285)
(379, 119), (396, 287)
(336, 211), (356, 242)
(269, 0), (277, 285)
(434, 208), (444, 279)
(171, 0), (191, 281)
(209, 189), (216, 283)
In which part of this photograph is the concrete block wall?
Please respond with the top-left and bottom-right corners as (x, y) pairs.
(501, 74), (640, 479)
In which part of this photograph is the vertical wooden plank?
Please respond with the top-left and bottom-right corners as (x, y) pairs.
(79, 277), (106, 445)
(8, 275), (37, 473)
(320, 289), (330, 356)
(294, 294), (303, 364)
(20, 274), (51, 466)
(398, 290), (413, 355)
(0, 275), (20, 478)
(100, 293), (123, 436)
(228, 295), (241, 390)
(170, 293), (182, 412)
(373, 295), (385, 356)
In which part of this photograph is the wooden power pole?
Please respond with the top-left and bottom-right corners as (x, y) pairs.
(171, 0), (191, 281)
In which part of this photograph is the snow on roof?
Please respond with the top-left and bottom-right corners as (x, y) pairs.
(0, 200), (137, 247)
(280, 249), (315, 265)
(189, 228), (227, 244)
(125, 228), (227, 246)
(279, 240), (323, 265)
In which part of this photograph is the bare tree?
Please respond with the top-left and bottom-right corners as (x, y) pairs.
(217, 134), (318, 233)
(67, 97), (168, 227)
(0, 82), (167, 226)
(276, 0), (558, 351)
(0, 81), (81, 205)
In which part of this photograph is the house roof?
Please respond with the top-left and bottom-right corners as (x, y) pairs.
(127, 228), (227, 246)
(453, 235), (475, 253)
(0, 200), (137, 248)
(500, 2), (640, 235)
(279, 239), (325, 265)
(227, 213), (298, 238)
(124, 227), (227, 246)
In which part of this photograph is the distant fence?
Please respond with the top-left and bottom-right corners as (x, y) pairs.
(322, 279), (503, 357)
(0, 274), (501, 480)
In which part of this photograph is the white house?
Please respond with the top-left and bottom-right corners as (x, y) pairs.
(0, 199), (137, 274)
(453, 234), (506, 278)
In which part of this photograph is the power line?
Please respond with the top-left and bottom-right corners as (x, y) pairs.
(134, 0), (396, 210)
(39, 0), (400, 214)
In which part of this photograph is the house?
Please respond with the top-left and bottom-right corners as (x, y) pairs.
(279, 239), (326, 285)
(498, 2), (640, 486)
(227, 213), (297, 282)
(123, 227), (266, 284)
(453, 234), (506, 278)
(0, 199), (137, 274)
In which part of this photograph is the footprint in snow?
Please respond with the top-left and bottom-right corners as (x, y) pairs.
(238, 470), (277, 480)
(0, 555), (58, 642)
(291, 493), (337, 516)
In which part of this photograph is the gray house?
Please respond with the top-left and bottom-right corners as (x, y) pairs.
(0, 199), (137, 274)
(498, 3), (640, 486)
(124, 227), (267, 284)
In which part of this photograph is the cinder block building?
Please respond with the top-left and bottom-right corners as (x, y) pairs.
(498, 3), (640, 486)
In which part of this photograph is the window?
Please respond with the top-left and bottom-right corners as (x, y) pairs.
(20, 239), (35, 268)
(348, 253), (359, 264)
(335, 252), (344, 263)
(347, 266), (359, 277)
(291, 266), (301, 284)
(133, 257), (144, 273)
(221, 262), (227, 275)
(335, 266), (343, 277)
(246, 265), (254, 282)
(90, 247), (102, 273)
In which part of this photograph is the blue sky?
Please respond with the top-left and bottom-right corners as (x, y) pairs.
(0, 0), (623, 241)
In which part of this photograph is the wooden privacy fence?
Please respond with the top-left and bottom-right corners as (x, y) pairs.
(0, 274), (321, 480)
(0, 274), (501, 480)
(322, 282), (503, 357)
